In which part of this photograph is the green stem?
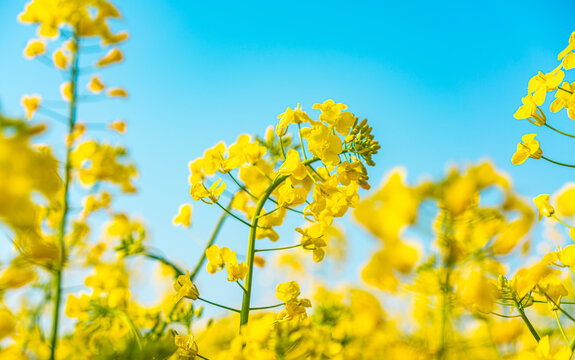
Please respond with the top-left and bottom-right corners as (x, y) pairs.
(189, 199), (231, 281)
(278, 134), (286, 159)
(545, 123), (575, 138)
(143, 250), (184, 277)
(197, 297), (240, 313)
(214, 201), (255, 228)
(255, 244), (302, 252)
(239, 155), (324, 326)
(553, 214), (573, 229)
(542, 156), (575, 168)
(250, 303), (284, 311)
(236, 280), (247, 294)
(559, 86), (574, 95)
(555, 310), (569, 345)
(543, 292), (575, 322)
(297, 123), (307, 160)
(49, 31), (79, 360)
(257, 207), (281, 219)
(512, 297), (540, 342)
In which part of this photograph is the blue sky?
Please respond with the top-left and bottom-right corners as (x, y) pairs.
(2, 0), (575, 319)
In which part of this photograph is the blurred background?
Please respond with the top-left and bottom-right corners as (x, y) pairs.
(1, 0), (575, 320)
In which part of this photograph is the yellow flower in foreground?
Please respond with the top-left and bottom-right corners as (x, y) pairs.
(108, 119), (127, 134)
(275, 103), (312, 136)
(533, 194), (555, 221)
(0, 264), (36, 289)
(87, 76), (106, 94)
(278, 149), (307, 180)
(276, 281), (300, 302)
(172, 203), (192, 227)
(60, 82), (73, 101)
(174, 270), (199, 302)
(527, 67), (564, 105)
(511, 134), (542, 165)
(96, 47), (123, 67)
(23, 38), (45, 58)
(276, 281), (311, 321)
(107, 87), (128, 98)
(0, 308), (16, 340)
(205, 245), (247, 281)
(514, 95), (546, 125)
(21, 94), (41, 120)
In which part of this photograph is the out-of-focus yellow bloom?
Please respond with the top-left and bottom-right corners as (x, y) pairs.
(87, 75), (105, 94)
(174, 270), (199, 302)
(23, 38), (45, 58)
(275, 103), (312, 136)
(0, 263), (36, 289)
(0, 308), (16, 340)
(457, 270), (497, 313)
(254, 255), (266, 267)
(60, 81), (73, 101)
(172, 203), (192, 227)
(443, 175), (476, 216)
(21, 94), (41, 120)
(108, 119), (126, 134)
(555, 183), (575, 216)
(190, 179), (226, 204)
(276, 281), (300, 302)
(175, 334), (199, 358)
(296, 223), (327, 262)
(107, 87), (128, 98)
(206, 244), (225, 274)
(276, 281), (311, 321)
(361, 242), (418, 292)
(65, 293), (90, 321)
(533, 194), (555, 221)
(97, 47), (123, 67)
(52, 49), (68, 70)
(511, 134), (542, 165)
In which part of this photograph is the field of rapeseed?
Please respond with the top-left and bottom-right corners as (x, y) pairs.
(3, 1), (575, 359)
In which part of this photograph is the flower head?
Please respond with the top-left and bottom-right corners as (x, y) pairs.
(511, 134), (542, 165)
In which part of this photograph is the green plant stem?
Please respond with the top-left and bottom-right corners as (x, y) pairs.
(553, 214), (573, 229)
(512, 297), (540, 342)
(236, 280), (247, 294)
(559, 86), (574, 95)
(143, 250), (184, 277)
(554, 310), (569, 344)
(542, 156), (575, 168)
(214, 201), (255, 228)
(543, 292), (575, 322)
(49, 31), (79, 360)
(297, 123), (307, 160)
(545, 123), (575, 138)
(197, 297), (240, 313)
(255, 244), (302, 252)
(239, 155), (323, 327)
(250, 303), (284, 311)
(189, 199), (231, 281)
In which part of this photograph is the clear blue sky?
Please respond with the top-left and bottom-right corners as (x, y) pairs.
(1, 0), (575, 318)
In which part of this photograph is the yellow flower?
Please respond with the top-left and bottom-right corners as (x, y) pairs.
(278, 149), (307, 180)
(52, 49), (68, 70)
(87, 76), (106, 94)
(205, 245), (247, 281)
(313, 99), (355, 135)
(550, 82), (575, 119)
(276, 103), (312, 136)
(174, 270), (199, 301)
(21, 94), (41, 120)
(514, 95), (546, 125)
(108, 119), (126, 134)
(527, 66), (564, 105)
(60, 81), (73, 101)
(511, 133), (542, 165)
(0, 263), (36, 289)
(96, 47), (123, 67)
(301, 122), (343, 166)
(23, 38), (45, 58)
(276, 281), (301, 302)
(173, 203), (192, 227)
(190, 179), (226, 204)
(558, 32), (575, 60)
(107, 87), (128, 98)
(296, 223), (327, 262)
(0, 308), (16, 340)
(533, 194), (555, 221)
(174, 334), (199, 358)
(206, 244), (226, 274)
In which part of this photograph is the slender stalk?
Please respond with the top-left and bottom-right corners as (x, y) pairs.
(239, 156), (324, 326)
(189, 198), (231, 281)
(559, 86), (574, 95)
(545, 123), (575, 138)
(214, 201), (254, 228)
(553, 214), (573, 230)
(236, 280), (247, 294)
(554, 310), (569, 345)
(197, 297), (240, 313)
(257, 207), (281, 219)
(250, 303), (284, 311)
(49, 32), (80, 360)
(297, 123), (307, 160)
(143, 250), (184, 277)
(512, 297), (540, 342)
(542, 156), (575, 168)
(543, 292), (575, 322)
(255, 244), (301, 252)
